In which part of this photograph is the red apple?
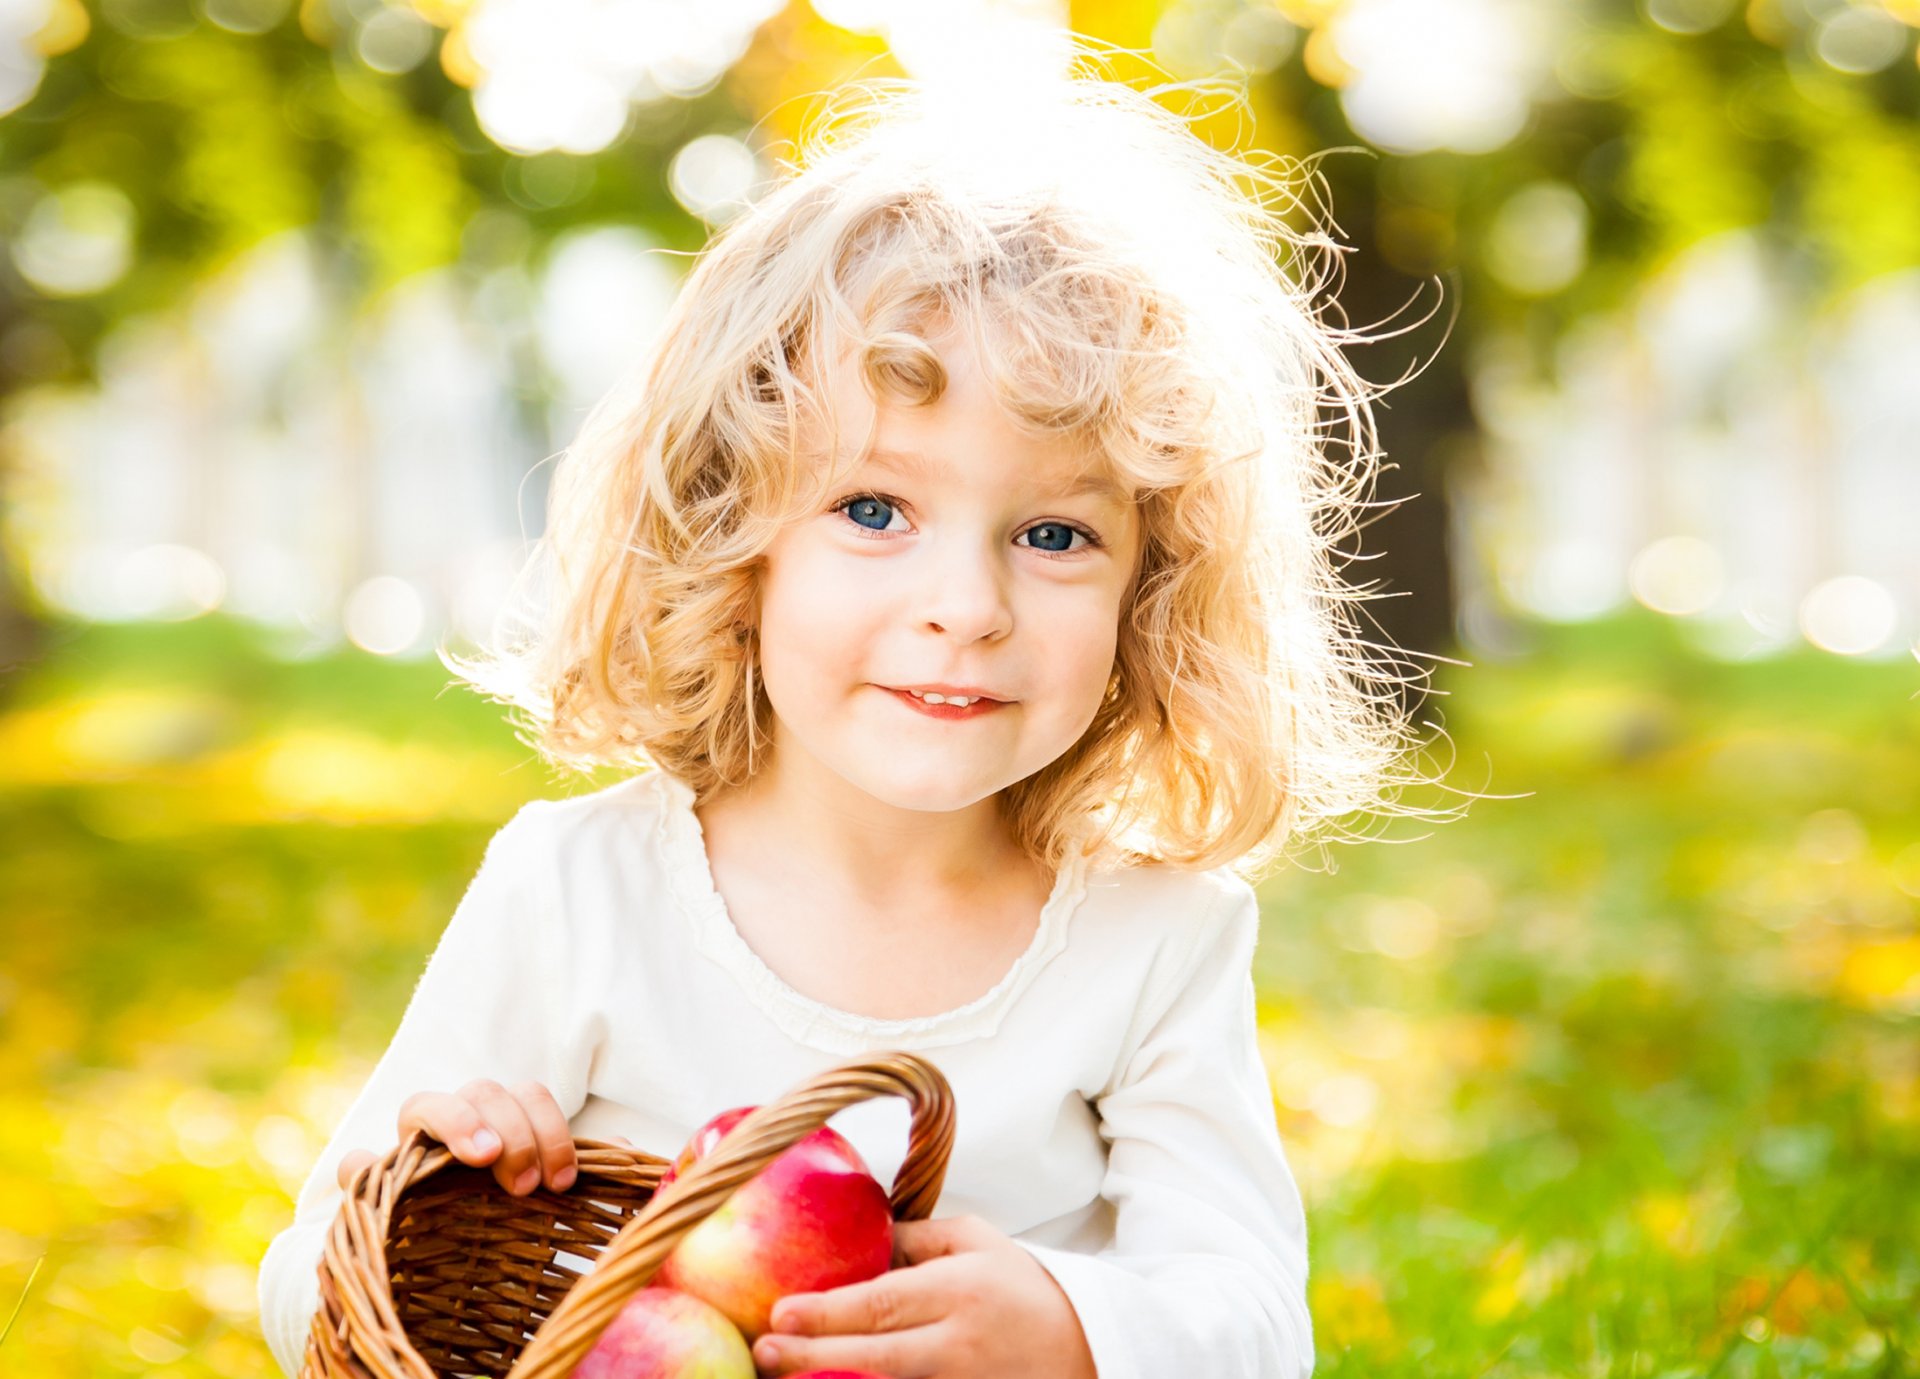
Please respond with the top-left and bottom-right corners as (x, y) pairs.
(567, 1285), (754, 1379)
(653, 1105), (894, 1341)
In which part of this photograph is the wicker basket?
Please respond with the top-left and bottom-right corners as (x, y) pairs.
(298, 1052), (956, 1378)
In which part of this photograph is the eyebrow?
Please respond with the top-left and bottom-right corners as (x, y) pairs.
(864, 449), (1130, 502)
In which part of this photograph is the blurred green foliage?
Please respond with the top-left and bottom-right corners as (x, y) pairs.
(0, 611), (1913, 1375)
(5, 2), (1919, 392)
(5, 1), (1917, 674)
(1257, 616), (1920, 1376)
(2, 6), (1918, 1375)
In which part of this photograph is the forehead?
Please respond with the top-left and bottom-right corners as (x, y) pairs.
(801, 317), (1137, 510)
(861, 446), (1130, 503)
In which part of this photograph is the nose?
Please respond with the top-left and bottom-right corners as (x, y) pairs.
(917, 534), (1014, 643)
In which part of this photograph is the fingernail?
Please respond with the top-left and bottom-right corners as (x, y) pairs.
(514, 1167), (539, 1194)
(554, 1166), (576, 1190)
(756, 1340), (780, 1364)
(473, 1129), (500, 1154)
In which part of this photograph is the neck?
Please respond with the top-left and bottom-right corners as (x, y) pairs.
(695, 752), (1036, 905)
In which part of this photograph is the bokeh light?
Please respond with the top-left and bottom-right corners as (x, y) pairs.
(668, 132), (764, 226)
(10, 181), (136, 297)
(1643, 0), (1739, 36)
(459, 0), (784, 155)
(535, 225), (680, 408)
(202, 0), (294, 36)
(1892, 842), (1920, 900)
(1308, 1072), (1380, 1129)
(355, 8), (435, 74)
(1630, 535), (1726, 616)
(447, 538), (529, 649)
(1502, 537), (1628, 622)
(812, 0), (1075, 91)
(36, 542), (227, 621)
(114, 544), (227, 622)
(1799, 574), (1899, 655)
(1330, 0), (1551, 154)
(342, 574), (428, 656)
(1221, 7), (1298, 73)
(0, 0), (53, 115)
(1814, 5), (1909, 73)
(1152, 3), (1298, 77)
(809, 0), (887, 30)
(1362, 895), (1444, 960)
(1485, 180), (1589, 295)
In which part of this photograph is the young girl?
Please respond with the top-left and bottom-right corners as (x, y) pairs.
(258, 55), (1439, 1379)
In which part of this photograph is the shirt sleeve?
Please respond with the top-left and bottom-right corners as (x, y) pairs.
(1012, 877), (1315, 1378)
(254, 803), (575, 1377)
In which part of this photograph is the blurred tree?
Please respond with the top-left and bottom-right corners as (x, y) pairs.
(1061, 0), (1920, 714)
(0, 0), (721, 684)
(1355, 11), (1908, 705)
(1, 0), (1917, 715)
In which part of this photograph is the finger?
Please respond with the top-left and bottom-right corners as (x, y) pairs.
(752, 1321), (945, 1378)
(769, 1268), (945, 1338)
(397, 1090), (506, 1167)
(506, 1080), (578, 1192)
(894, 1215), (991, 1265)
(335, 1150), (376, 1190)
(404, 1084), (538, 1194)
(460, 1080), (546, 1195)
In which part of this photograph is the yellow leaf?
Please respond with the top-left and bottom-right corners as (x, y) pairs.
(1836, 937), (1920, 1012)
(1472, 1242), (1526, 1324)
(1309, 1272), (1397, 1350)
(29, 0), (86, 56)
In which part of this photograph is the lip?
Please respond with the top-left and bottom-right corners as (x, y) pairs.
(881, 687), (1010, 721)
(882, 684), (1010, 702)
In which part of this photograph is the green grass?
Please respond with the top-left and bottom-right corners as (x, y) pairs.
(1254, 614), (1919, 1377)
(0, 608), (1914, 1377)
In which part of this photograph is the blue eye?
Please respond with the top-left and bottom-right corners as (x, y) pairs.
(1020, 522), (1086, 553)
(830, 492), (1101, 555)
(838, 494), (901, 532)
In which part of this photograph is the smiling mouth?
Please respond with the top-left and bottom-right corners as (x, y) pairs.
(880, 687), (1011, 718)
(894, 690), (998, 707)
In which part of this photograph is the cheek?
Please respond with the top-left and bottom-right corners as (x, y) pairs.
(755, 548), (871, 681)
(1034, 594), (1124, 705)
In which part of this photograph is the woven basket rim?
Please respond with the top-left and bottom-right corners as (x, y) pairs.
(299, 1050), (956, 1379)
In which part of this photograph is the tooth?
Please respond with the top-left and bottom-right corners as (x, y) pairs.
(923, 692), (949, 704)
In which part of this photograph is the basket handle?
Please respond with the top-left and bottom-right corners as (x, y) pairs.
(508, 1050), (956, 1378)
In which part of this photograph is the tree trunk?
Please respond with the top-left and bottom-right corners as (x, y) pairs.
(1330, 259), (1470, 729)
(0, 540), (51, 704)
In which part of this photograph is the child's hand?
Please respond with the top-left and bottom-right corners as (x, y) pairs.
(750, 1214), (1097, 1379)
(332, 1080), (586, 1198)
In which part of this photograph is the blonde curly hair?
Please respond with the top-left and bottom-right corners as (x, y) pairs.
(441, 53), (1464, 882)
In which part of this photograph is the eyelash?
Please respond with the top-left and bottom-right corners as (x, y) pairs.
(829, 491), (1105, 555)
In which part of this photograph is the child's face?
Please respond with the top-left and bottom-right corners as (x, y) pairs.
(749, 327), (1140, 820)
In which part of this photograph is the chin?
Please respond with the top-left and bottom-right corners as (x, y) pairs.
(846, 774), (1002, 815)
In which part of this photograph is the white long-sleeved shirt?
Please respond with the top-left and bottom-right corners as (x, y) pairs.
(256, 768), (1314, 1377)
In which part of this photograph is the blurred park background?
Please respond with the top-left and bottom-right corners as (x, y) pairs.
(1, 0), (1917, 1375)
